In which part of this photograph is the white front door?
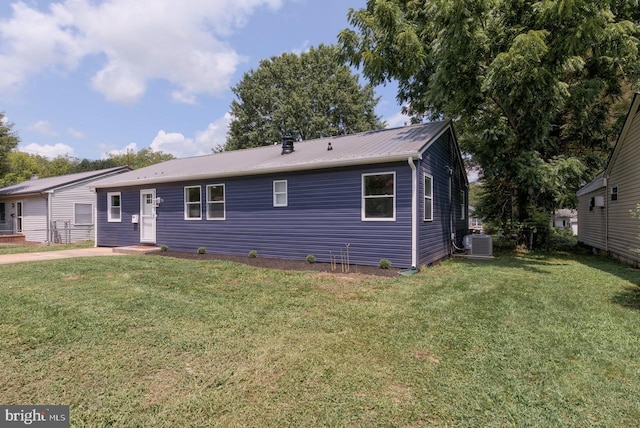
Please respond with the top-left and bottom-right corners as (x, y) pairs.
(140, 189), (156, 243)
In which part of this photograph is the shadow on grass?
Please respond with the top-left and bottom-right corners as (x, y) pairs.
(547, 250), (640, 311)
(611, 286), (640, 310)
(455, 250), (566, 275)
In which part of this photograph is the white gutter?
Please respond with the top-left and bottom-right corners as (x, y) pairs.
(408, 157), (418, 268)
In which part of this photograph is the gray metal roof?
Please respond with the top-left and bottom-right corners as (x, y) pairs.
(0, 166), (129, 196)
(93, 121), (452, 188)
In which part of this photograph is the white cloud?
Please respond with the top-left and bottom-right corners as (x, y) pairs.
(291, 40), (310, 55)
(0, 0), (285, 103)
(150, 113), (232, 158)
(385, 110), (413, 128)
(67, 127), (85, 139)
(20, 143), (75, 159)
(105, 142), (138, 157)
(28, 120), (58, 136)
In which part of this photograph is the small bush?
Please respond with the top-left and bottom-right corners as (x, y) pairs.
(248, 250), (258, 258)
(197, 247), (206, 255)
(379, 259), (392, 269)
(306, 254), (316, 264)
(160, 245), (169, 252)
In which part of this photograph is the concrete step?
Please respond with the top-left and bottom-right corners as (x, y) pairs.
(112, 245), (162, 255)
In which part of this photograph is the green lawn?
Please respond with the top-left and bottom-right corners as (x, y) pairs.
(0, 240), (94, 255)
(1, 252), (639, 426)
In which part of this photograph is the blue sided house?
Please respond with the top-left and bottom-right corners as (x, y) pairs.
(92, 121), (468, 268)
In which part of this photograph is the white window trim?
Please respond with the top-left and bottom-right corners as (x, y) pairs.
(107, 192), (122, 223)
(184, 186), (202, 220)
(74, 202), (94, 226)
(362, 171), (396, 222)
(611, 185), (618, 201)
(273, 180), (288, 207)
(206, 184), (226, 220)
(460, 190), (465, 220)
(424, 173), (433, 222)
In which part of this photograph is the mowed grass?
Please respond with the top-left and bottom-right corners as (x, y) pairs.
(1, 252), (639, 426)
(0, 241), (94, 255)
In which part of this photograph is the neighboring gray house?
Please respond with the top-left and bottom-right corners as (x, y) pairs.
(0, 167), (129, 243)
(577, 92), (640, 266)
(92, 122), (469, 268)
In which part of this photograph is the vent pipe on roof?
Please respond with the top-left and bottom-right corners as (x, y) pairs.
(281, 136), (294, 155)
(327, 142), (333, 151)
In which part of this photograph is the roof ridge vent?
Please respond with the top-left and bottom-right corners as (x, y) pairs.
(281, 136), (294, 155)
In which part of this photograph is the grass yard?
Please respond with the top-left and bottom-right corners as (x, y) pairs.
(0, 240), (94, 255)
(1, 252), (639, 426)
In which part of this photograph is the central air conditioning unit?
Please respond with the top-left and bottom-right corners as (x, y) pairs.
(463, 234), (493, 258)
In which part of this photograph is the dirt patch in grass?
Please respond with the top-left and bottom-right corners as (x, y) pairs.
(150, 251), (401, 277)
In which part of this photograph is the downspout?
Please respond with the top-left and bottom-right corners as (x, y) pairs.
(408, 157), (418, 269)
(604, 176), (608, 252)
(92, 188), (98, 247)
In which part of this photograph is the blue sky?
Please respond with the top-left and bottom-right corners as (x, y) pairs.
(0, 0), (407, 160)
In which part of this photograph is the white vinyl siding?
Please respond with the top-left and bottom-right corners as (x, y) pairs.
(273, 180), (288, 207)
(206, 184), (225, 220)
(184, 186), (202, 220)
(362, 172), (396, 221)
(578, 187), (607, 250)
(107, 192), (121, 222)
(605, 107), (640, 264)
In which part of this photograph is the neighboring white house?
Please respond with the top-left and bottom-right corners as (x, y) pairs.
(576, 92), (640, 266)
(0, 167), (129, 243)
(553, 209), (578, 236)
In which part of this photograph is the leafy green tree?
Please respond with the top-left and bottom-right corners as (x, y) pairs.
(226, 44), (383, 150)
(102, 148), (174, 170)
(0, 113), (20, 180)
(340, 0), (640, 233)
(0, 151), (47, 186)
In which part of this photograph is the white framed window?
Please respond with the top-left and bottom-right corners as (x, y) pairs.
(107, 192), (121, 222)
(424, 174), (433, 221)
(74, 203), (93, 225)
(206, 184), (225, 220)
(184, 186), (202, 220)
(273, 180), (288, 207)
(460, 190), (465, 220)
(362, 172), (396, 221)
(611, 185), (618, 201)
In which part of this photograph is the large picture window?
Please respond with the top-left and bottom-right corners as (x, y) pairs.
(273, 180), (288, 207)
(184, 186), (202, 220)
(362, 172), (395, 221)
(74, 203), (93, 225)
(0, 202), (5, 223)
(107, 192), (121, 222)
(424, 174), (433, 221)
(206, 184), (225, 220)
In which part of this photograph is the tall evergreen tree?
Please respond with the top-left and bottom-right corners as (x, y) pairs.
(226, 44), (383, 151)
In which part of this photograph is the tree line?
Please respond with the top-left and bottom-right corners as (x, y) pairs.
(0, 117), (173, 187)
